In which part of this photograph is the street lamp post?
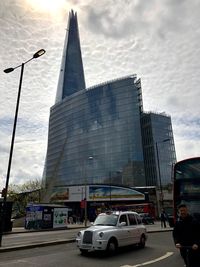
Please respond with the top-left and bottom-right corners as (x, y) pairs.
(84, 156), (93, 227)
(155, 138), (170, 210)
(84, 191), (87, 227)
(109, 171), (112, 203)
(0, 49), (45, 246)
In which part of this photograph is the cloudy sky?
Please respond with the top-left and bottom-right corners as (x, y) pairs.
(0, 0), (200, 188)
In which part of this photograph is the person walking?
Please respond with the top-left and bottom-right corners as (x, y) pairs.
(160, 209), (167, 228)
(173, 204), (200, 267)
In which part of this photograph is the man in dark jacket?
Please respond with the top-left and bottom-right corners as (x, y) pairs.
(160, 209), (167, 228)
(173, 204), (200, 267)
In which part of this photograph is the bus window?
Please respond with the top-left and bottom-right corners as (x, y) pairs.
(173, 157), (200, 222)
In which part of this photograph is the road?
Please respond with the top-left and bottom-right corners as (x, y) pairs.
(0, 232), (185, 267)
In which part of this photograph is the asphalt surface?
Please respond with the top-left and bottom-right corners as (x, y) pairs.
(0, 221), (172, 253)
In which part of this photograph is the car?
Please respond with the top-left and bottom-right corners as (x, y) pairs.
(76, 211), (147, 255)
(139, 213), (154, 225)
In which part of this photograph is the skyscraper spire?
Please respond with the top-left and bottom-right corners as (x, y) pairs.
(55, 10), (86, 103)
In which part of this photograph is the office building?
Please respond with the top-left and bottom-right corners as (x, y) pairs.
(141, 112), (176, 186)
(42, 11), (176, 204)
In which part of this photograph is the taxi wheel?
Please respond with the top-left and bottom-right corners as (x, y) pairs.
(139, 235), (146, 248)
(80, 249), (89, 255)
(106, 238), (118, 254)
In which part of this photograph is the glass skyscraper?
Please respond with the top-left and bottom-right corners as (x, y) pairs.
(141, 112), (176, 186)
(55, 10), (85, 102)
(42, 11), (176, 202)
(45, 76), (145, 192)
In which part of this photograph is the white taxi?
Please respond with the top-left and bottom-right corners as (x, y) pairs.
(76, 211), (147, 255)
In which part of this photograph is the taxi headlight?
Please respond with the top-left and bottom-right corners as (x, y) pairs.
(99, 232), (104, 238)
(77, 231), (82, 237)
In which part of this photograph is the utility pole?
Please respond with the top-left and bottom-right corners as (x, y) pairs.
(155, 138), (170, 211)
(84, 156), (93, 227)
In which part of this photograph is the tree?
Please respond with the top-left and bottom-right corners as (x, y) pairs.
(8, 179), (41, 218)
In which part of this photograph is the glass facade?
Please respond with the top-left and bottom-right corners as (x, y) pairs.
(44, 76), (146, 197)
(141, 112), (177, 186)
(55, 10), (85, 103)
(42, 10), (177, 202)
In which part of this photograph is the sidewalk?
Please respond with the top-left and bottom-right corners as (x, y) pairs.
(0, 221), (172, 253)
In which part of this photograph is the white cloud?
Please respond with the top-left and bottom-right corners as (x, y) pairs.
(0, 0), (200, 187)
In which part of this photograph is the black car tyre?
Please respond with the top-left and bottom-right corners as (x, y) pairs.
(138, 234), (146, 248)
(106, 238), (118, 254)
(80, 249), (89, 255)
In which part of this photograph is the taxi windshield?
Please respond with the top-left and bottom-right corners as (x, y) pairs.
(93, 214), (118, 226)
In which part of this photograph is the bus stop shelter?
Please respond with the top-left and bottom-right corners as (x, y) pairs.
(25, 203), (69, 230)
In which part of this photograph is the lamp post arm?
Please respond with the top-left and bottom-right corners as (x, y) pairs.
(13, 58), (33, 71)
(24, 57), (34, 65)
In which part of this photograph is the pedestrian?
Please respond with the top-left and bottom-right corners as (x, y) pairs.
(173, 204), (200, 267)
(160, 209), (167, 228)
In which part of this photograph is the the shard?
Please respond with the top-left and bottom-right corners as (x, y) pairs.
(55, 10), (85, 103)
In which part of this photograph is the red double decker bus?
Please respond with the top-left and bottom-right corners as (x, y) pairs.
(173, 157), (200, 222)
(111, 203), (155, 218)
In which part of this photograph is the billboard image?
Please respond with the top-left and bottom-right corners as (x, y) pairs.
(50, 188), (69, 202)
(89, 185), (145, 201)
(53, 208), (68, 228)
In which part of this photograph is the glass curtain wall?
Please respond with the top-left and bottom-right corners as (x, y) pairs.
(44, 76), (145, 197)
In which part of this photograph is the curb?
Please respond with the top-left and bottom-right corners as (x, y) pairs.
(3, 226), (85, 235)
(0, 239), (75, 253)
(147, 229), (172, 233)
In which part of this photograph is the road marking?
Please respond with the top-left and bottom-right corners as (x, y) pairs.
(120, 251), (174, 267)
